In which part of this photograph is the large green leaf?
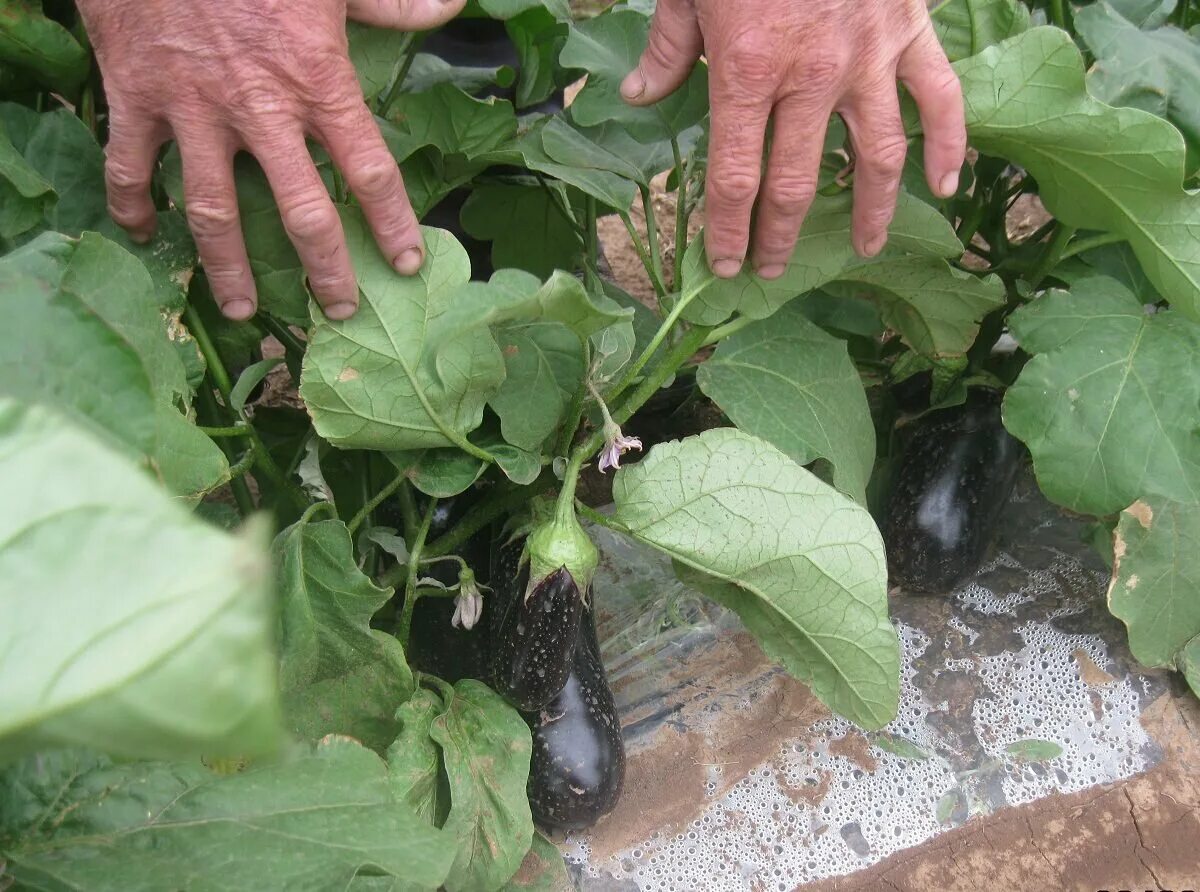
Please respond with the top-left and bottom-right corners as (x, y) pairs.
(0, 740), (455, 891)
(1108, 498), (1200, 672)
(0, 232), (228, 499)
(490, 321), (586, 452)
(460, 182), (584, 278)
(1180, 635), (1200, 697)
(301, 216), (624, 453)
(434, 680), (534, 892)
(932, 0), (1030, 62)
(1003, 276), (1200, 515)
(348, 21), (408, 103)
(0, 117), (53, 238)
(518, 122), (637, 212)
(274, 519), (413, 753)
(681, 193), (1003, 358)
(1076, 1), (1200, 166)
(0, 1), (89, 94)
(387, 688), (447, 826)
(955, 27), (1200, 318)
(697, 303), (876, 504)
(0, 399), (279, 762)
(611, 428), (899, 729)
(560, 9), (708, 143)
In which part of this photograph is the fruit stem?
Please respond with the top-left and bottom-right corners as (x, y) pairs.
(397, 497), (437, 649)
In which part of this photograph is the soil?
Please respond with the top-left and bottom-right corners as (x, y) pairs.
(803, 690), (1200, 892)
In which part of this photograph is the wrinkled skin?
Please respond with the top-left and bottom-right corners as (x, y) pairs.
(76, 0), (466, 321)
(621, 0), (967, 277)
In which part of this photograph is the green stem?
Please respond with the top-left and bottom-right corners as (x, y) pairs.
(585, 195), (600, 294)
(257, 314), (307, 359)
(620, 211), (668, 300)
(397, 480), (419, 544)
(639, 184), (666, 294)
(1029, 224), (1077, 288)
(1050, 0), (1068, 31)
(606, 281), (703, 403)
(199, 425), (253, 438)
(299, 500), (338, 526)
(397, 498), (437, 649)
(377, 33), (422, 119)
(535, 174), (587, 241)
(331, 166), (347, 205)
(703, 315), (754, 346)
(185, 304), (308, 509)
(425, 474), (550, 558)
(196, 385), (255, 516)
(1059, 231), (1126, 261)
(555, 378), (588, 458)
(348, 470), (408, 537)
(567, 325), (711, 478)
(671, 139), (689, 292)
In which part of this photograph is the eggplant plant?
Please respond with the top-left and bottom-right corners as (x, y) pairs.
(2, 0), (1200, 889)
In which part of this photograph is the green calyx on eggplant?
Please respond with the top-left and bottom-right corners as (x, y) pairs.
(525, 603), (625, 832)
(883, 389), (1025, 593)
(524, 509), (599, 603)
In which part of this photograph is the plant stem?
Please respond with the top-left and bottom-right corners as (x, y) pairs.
(1059, 231), (1126, 261)
(396, 480), (419, 544)
(534, 174), (587, 241)
(299, 500), (338, 526)
(606, 281), (703, 403)
(348, 470), (408, 537)
(1050, 0), (1068, 31)
(639, 184), (666, 294)
(199, 425), (253, 438)
(185, 304), (308, 510)
(424, 473), (552, 558)
(331, 166), (347, 205)
(620, 211), (668, 300)
(671, 139), (689, 291)
(377, 33), (422, 119)
(257, 313), (307, 358)
(397, 498), (437, 649)
(704, 315), (754, 346)
(1029, 224), (1077, 288)
(196, 385), (255, 516)
(585, 195), (600, 294)
(568, 325), (711, 473)
(555, 378), (588, 458)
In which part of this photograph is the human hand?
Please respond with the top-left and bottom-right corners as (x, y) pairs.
(77, 0), (466, 321)
(620, 0), (966, 279)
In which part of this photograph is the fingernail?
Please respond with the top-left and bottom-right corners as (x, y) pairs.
(756, 263), (786, 280)
(393, 247), (423, 275)
(712, 259), (744, 278)
(324, 301), (357, 321)
(620, 70), (646, 101)
(222, 299), (255, 322)
(939, 171), (960, 197)
(864, 234), (887, 257)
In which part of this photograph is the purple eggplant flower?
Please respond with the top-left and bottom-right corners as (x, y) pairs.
(597, 430), (643, 474)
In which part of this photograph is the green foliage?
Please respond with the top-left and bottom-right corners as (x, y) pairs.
(0, 1), (89, 95)
(612, 429), (899, 730)
(0, 399), (279, 763)
(932, 0), (1031, 61)
(1003, 277), (1200, 515)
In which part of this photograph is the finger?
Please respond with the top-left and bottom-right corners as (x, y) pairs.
(248, 125), (358, 320)
(751, 91), (835, 278)
(347, 0), (467, 30)
(313, 87), (424, 275)
(703, 44), (778, 277)
(898, 27), (966, 199)
(175, 126), (258, 321)
(620, 0), (704, 106)
(840, 75), (907, 258)
(104, 107), (166, 244)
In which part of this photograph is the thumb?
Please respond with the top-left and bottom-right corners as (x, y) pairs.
(620, 0), (704, 107)
(347, 0), (466, 30)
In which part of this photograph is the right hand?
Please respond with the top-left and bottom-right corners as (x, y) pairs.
(77, 0), (466, 321)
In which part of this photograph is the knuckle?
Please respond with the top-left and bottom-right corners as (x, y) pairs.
(928, 67), (964, 103)
(723, 31), (779, 88)
(764, 174), (817, 213)
(281, 196), (340, 242)
(307, 271), (354, 297)
(708, 170), (761, 207)
(226, 82), (291, 121)
(800, 55), (845, 96)
(105, 158), (151, 194)
(645, 23), (692, 72)
(347, 154), (401, 201)
(186, 200), (240, 239)
(865, 135), (908, 179)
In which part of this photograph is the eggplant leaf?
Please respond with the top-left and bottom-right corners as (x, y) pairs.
(611, 428), (899, 730)
(1108, 497), (1200, 669)
(0, 399), (279, 762)
(1004, 277), (1200, 515)
(274, 519), (413, 752)
(932, 0), (1030, 62)
(387, 688), (448, 826)
(0, 740), (455, 891)
(0, 1), (89, 94)
(698, 303), (876, 504)
(955, 27), (1200, 319)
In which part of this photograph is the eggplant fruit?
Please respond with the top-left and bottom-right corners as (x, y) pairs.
(525, 605), (625, 831)
(489, 537), (585, 712)
(884, 390), (1024, 593)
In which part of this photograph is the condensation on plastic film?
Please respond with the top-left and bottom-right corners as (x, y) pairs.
(568, 477), (1167, 890)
